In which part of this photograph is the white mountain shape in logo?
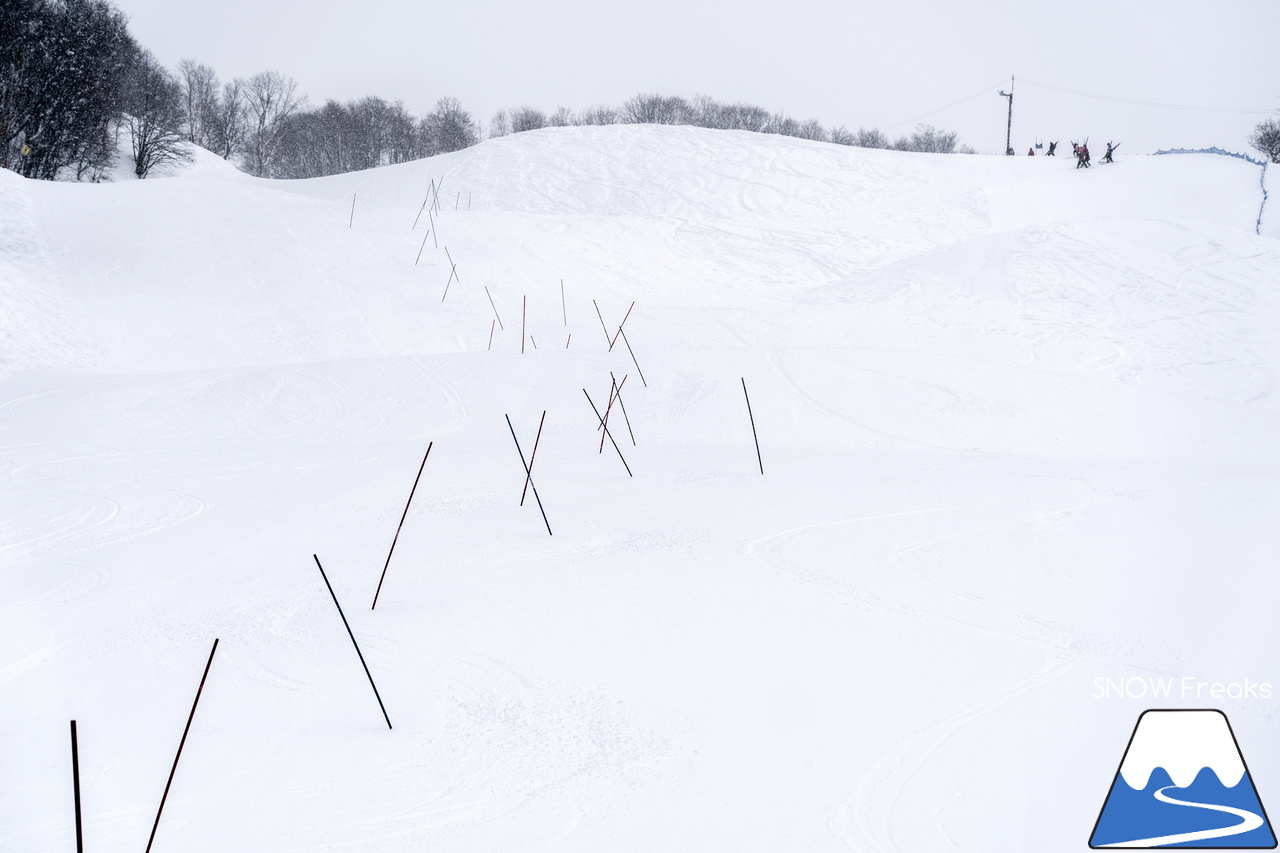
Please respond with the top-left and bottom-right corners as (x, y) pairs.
(1119, 710), (1247, 790)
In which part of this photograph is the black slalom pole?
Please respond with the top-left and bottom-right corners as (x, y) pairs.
(583, 389), (633, 477)
(145, 639), (219, 853)
(505, 414), (553, 536)
(314, 556), (392, 730)
(742, 377), (763, 475)
(373, 441), (433, 610)
(70, 720), (83, 853)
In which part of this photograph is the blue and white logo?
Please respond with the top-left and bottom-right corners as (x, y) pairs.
(1090, 709), (1276, 848)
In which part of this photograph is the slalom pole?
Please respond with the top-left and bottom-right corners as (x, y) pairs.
(505, 415), (552, 536)
(742, 377), (763, 475)
(441, 247), (458, 302)
(592, 299), (612, 345)
(583, 389), (633, 477)
(70, 721), (83, 853)
(620, 328), (647, 387)
(349, 193), (356, 228)
(561, 279), (567, 326)
(144, 639), (220, 853)
(608, 301), (635, 351)
(488, 319), (496, 351)
(611, 371), (637, 445)
(414, 230), (430, 265)
(427, 208), (438, 247)
(412, 187), (431, 229)
(484, 285), (503, 329)
(520, 410), (546, 506)
(314, 556), (392, 729)
(598, 375), (627, 453)
(372, 441), (433, 610)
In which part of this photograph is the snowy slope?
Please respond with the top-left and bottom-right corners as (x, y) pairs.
(3, 126), (1279, 852)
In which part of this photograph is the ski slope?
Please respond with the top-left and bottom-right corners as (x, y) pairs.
(3, 125), (1279, 852)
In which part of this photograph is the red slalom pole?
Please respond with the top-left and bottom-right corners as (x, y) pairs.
(598, 375), (627, 452)
(583, 389), (633, 477)
(608, 301), (635, 351)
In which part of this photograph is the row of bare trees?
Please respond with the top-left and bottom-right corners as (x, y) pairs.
(1, 0), (479, 180)
(488, 93), (973, 154)
(4, 1), (971, 182)
(171, 60), (481, 178)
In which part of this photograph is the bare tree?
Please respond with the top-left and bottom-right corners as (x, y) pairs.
(488, 108), (510, 138)
(423, 96), (478, 153)
(241, 69), (305, 176)
(1249, 116), (1280, 163)
(205, 78), (247, 160)
(830, 125), (855, 146)
(578, 104), (617, 125)
(2, 0), (135, 179)
(893, 123), (959, 153)
(509, 105), (546, 133)
(621, 93), (689, 124)
(177, 58), (218, 148)
(549, 106), (574, 127)
(120, 48), (189, 178)
(853, 127), (891, 149)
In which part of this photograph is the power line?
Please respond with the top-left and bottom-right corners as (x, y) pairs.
(885, 78), (1011, 129)
(1019, 78), (1274, 114)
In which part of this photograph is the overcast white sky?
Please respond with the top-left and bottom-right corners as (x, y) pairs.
(113, 0), (1278, 155)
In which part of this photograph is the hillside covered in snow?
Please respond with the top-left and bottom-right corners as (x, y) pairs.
(3, 126), (1279, 852)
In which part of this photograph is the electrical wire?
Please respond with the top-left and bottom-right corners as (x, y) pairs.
(884, 78), (1011, 129)
(1020, 78), (1274, 114)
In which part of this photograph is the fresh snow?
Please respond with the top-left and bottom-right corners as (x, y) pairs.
(3, 125), (1279, 852)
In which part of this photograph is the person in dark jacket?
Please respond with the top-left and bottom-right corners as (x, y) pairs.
(1102, 141), (1119, 163)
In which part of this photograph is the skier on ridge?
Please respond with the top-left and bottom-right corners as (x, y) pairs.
(1102, 141), (1119, 163)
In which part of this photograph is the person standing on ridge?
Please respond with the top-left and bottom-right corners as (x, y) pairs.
(1102, 141), (1119, 163)
(1046, 141), (1057, 156)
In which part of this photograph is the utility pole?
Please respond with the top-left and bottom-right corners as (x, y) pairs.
(998, 76), (1014, 155)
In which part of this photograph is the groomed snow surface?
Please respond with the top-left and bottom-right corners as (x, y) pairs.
(3, 125), (1279, 851)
